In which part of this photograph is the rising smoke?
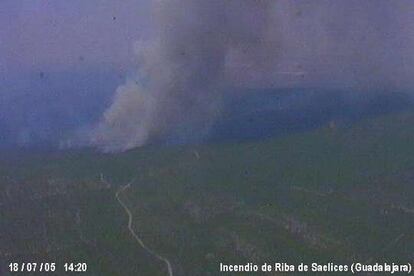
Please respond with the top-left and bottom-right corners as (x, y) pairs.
(91, 0), (414, 152)
(91, 0), (278, 152)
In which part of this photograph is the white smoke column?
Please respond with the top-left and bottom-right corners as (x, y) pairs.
(92, 0), (414, 152)
(92, 0), (277, 152)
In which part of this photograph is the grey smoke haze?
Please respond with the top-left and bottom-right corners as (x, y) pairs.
(92, 0), (278, 151)
(2, 1), (414, 150)
(92, 0), (414, 152)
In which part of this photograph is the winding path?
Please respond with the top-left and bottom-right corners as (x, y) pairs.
(114, 177), (174, 276)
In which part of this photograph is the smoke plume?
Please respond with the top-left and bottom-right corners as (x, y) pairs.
(91, 0), (414, 152)
(91, 0), (278, 152)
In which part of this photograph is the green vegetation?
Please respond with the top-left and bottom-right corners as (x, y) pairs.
(1, 111), (414, 275)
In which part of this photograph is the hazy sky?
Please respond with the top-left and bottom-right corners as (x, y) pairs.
(2, 0), (414, 88)
(0, 0), (151, 75)
(2, 0), (414, 149)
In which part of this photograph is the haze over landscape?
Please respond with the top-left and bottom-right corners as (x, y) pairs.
(1, 1), (414, 275)
(2, 0), (414, 150)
